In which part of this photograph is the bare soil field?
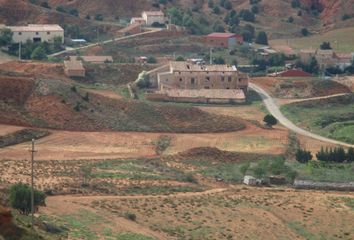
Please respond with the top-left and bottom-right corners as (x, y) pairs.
(39, 186), (354, 240)
(251, 77), (351, 99)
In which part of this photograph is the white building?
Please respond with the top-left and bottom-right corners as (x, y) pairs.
(142, 11), (165, 26)
(7, 24), (64, 44)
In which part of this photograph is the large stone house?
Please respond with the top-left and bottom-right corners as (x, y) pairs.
(146, 61), (249, 103)
(300, 49), (354, 70)
(6, 24), (64, 44)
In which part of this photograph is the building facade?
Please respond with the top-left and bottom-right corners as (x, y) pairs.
(205, 33), (243, 48)
(7, 24), (64, 44)
(64, 60), (85, 77)
(157, 61), (249, 92)
(142, 11), (165, 26)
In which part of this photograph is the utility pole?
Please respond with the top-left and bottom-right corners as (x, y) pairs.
(29, 139), (37, 229)
(18, 42), (21, 61)
(209, 48), (213, 65)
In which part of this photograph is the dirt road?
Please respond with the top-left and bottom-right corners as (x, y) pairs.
(249, 83), (354, 148)
(49, 28), (163, 57)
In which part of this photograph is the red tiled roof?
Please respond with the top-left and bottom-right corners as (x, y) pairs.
(275, 69), (312, 77)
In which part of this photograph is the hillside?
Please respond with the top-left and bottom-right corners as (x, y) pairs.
(0, 62), (245, 133)
(1, 0), (353, 39)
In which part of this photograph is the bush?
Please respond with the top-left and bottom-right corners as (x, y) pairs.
(296, 148), (313, 163)
(82, 92), (90, 102)
(0, 28), (13, 46)
(31, 45), (47, 60)
(252, 160), (269, 179)
(124, 212), (136, 221)
(147, 56), (157, 64)
(175, 56), (185, 61)
(301, 28), (309, 36)
(135, 71), (150, 89)
(255, 31), (268, 45)
(154, 135), (172, 155)
(95, 14), (104, 21)
(239, 161), (250, 176)
(9, 183), (46, 215)
(263, 114), (277, 127)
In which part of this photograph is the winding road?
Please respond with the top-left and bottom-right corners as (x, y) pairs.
(249, 83), (354, 148)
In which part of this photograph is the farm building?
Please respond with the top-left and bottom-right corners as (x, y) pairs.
(157, 61), (249, 92)
(299, 49), (354, 70)
(130, 11), (166, 26)
(64, 59), (85, 77)
(243, 175), (260, 186)
(81, 56), (113, 64)
(6, 24), (64, 44)
(146, 61), (249, 103)
(142, 11), (165, 26)
(205, 33), (243, 48)
(269, 69), (312, 77)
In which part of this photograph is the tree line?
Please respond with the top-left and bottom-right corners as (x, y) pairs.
(296, 147), (354, 163)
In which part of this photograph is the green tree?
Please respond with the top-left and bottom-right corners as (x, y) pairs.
(135, 71), (150, 88)
(9, 183), (46, 215)
(320, 41), (332, 50)
(31, 45), (47, 60)
(255, 31), (268, 45)
(0, 28), (13, 46)
(347, 147), (354, 162)
(263, 114), (277, 127)
(296, 148), (313, 163)
(239, 161), (250, 176)
(175, 56), (185, 61)
(253, 160), (269, 179)
(291, 0), (301, 8)
(301, 28), (309, 36)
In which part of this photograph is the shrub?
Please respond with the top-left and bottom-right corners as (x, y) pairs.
(82, 92), (90, 102)
(342, 14), (351, 21)
(95, 14), (104, 21)
(40, 2), (50, 9)
(31, 45), (47, 60)
(252, 160), (269, 179)
(124, 212), (136, 221)
(73, 102), (81, 112)
(135, 71), (150, 89)
(175, 56), (185, 61)
(0, 28), (13, 46)
(320, 41), (332, 50)
(263, 114), (277, 127)
(147, 56), (157, 64)
(9, 183), (46, 215)
(154, 135), (172, 155)
(70, 86), (77, 92)
(255, 31), (268, 45)
(239, 161), (250, 176)
(301, 28), (309, 36)
(295, 148), (313, 163)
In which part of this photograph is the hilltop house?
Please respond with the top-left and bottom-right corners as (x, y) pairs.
(6, 24), (64, 44)
(130, 11), (166, 26)
(205, 32), (243, 48)
(146, 61), (249, 103)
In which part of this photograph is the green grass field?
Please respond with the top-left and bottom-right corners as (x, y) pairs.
(271, 27), (354, 53)
(281, 94), (354, 144)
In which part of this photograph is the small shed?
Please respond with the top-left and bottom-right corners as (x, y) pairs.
(64, 60), (85, 77)
(243, 175), (259, 186)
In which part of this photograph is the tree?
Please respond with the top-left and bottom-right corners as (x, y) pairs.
(40, 2), (50, 9)
(255, 31), (268, 45)
(9, 183), (46, 215)
(251, 5), (259, 14)
(295, 149), (313, 163)
(208, 0), (214, 8)
(253, 160), (269, 179)
(31, 45), (47, 60)
(135, 71), (150, 88)
(0, 28), (13, 46)
(301, 28), (309, 36)
(291, 0), (301, 8)
(213, 6), (221, 14)
(240, 9), (255, 22)
(320, 41), (332, 50)
(239, 161), (250, 176)
(347, 148), (354, 162)
(147, 56), (157, 64)
(95, 14), (104, 21)
(175, 56), (185, 61)
(288, 16), (294, 23)
(263, 114), (277, 127)
(80, 166), (92, 187)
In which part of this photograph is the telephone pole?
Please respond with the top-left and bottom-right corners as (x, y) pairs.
(29, 139), (37, 229)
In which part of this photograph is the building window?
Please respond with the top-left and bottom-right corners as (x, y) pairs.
(18, 32), (22, 35)
(36, 32), (39, 35)
(228, 76), (232, 82)
(239, 78), (242, 82)
(191, 78), (195, 84)
(179, 78), (182, 82)
(204, 86), (210, 89)
(47, 32), (50, 35)
(206, 76), (210, 81)
(221, 76), (225, 81)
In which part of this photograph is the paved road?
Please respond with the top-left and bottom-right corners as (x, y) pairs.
(249, 83), (354, 148)
(49, 28), (163, 57)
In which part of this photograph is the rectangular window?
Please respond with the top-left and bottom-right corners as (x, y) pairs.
(221, 76), (225, 81)
(191, 78), (195, 84)
(228, 76), (232, 82)
(206, 76), (210, 81)
(18, 32), (22, 35)
(179, 78), (182, 82)
(47, 32), (50, 35)
(36, 32), (39, 35)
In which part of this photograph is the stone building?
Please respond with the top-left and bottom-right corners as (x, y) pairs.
(157, 61), (249, 92)
(146, 61), (249, 103)
(7, 24), (64, 44)
(64, 59), (85, 77)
